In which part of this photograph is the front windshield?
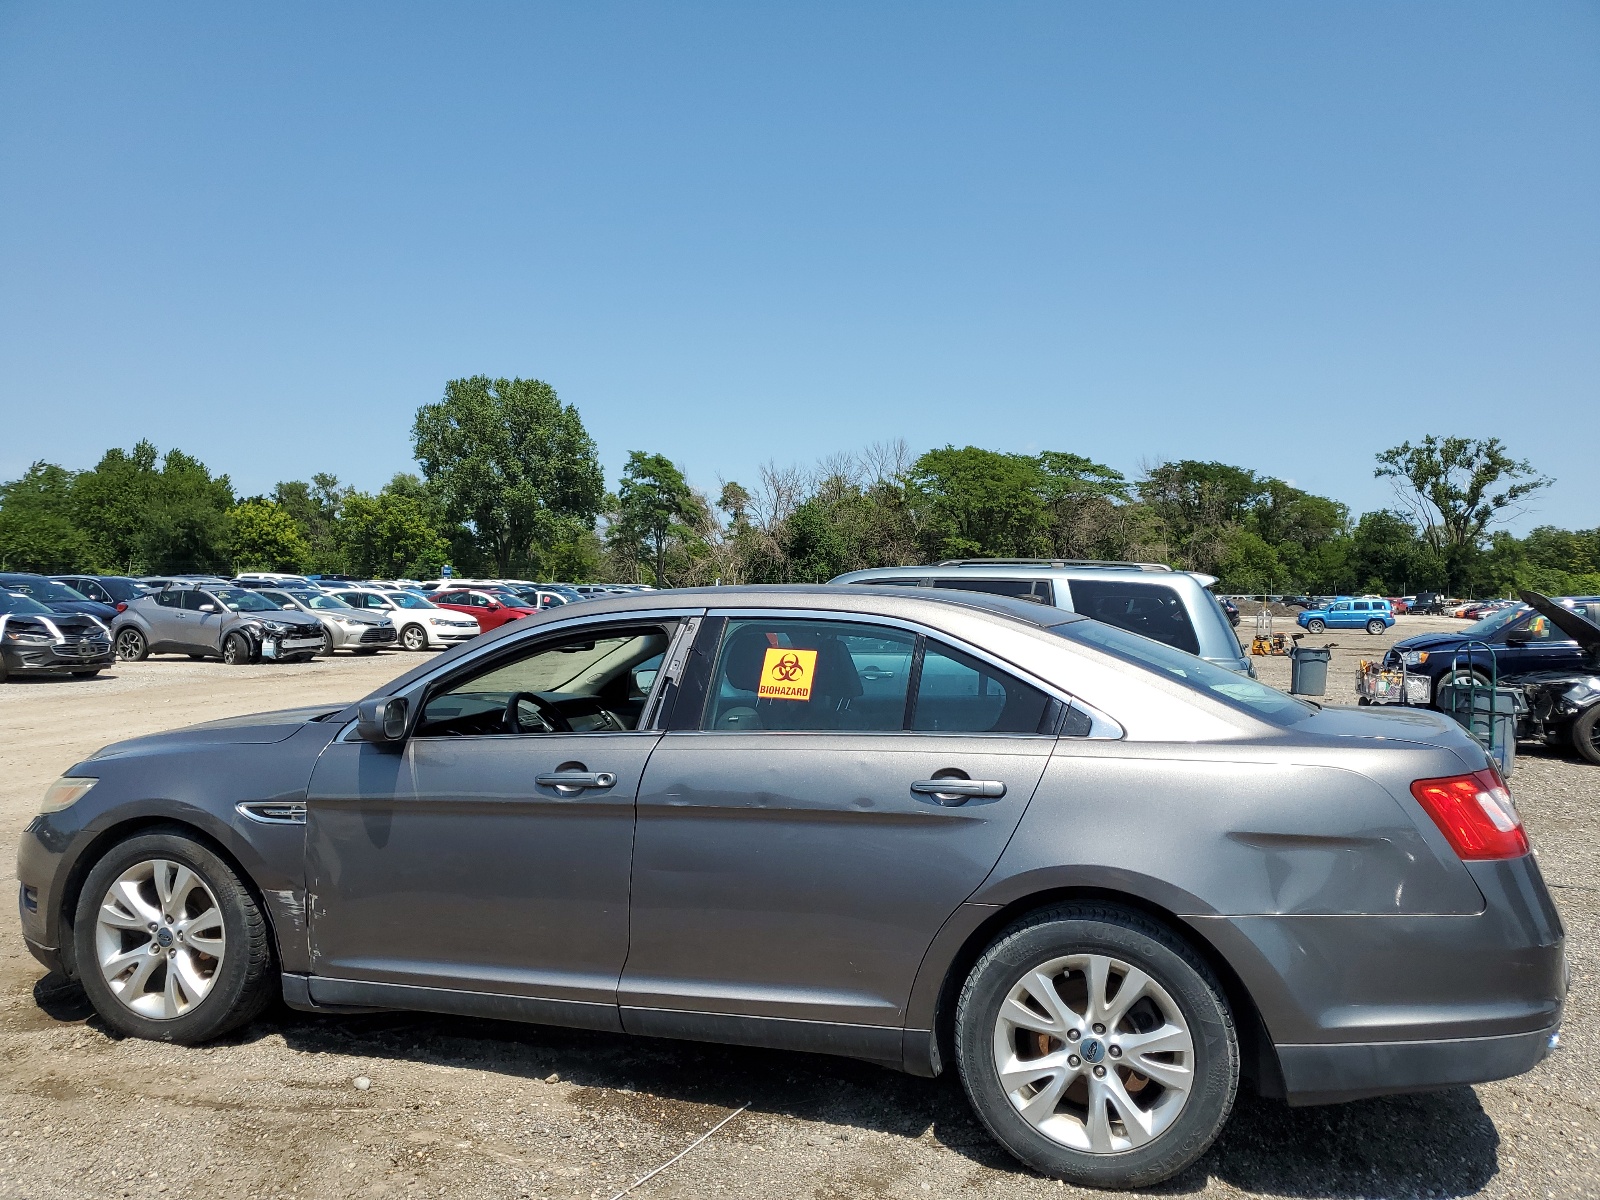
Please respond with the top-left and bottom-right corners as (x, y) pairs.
(389, 592), (437, 609)
(306, 593), (354, 610)
(213, 588), (282, 613)
(0, 591), (54, 616)
(1462, 604), (1528, 639)
(1054, 618), (1315, 724)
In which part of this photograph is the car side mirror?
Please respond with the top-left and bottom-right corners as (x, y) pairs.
(486, 601), (500, 610)
(199, 603), (217, 613)
(281, 603), (296, 610)
(357, 696), (410, 744)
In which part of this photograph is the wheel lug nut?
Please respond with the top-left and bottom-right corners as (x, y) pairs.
(1093, 1065), (1106, 1078)
(1109, 1046), (1122, 1059)
(1066, 1029), (1080, 1042)
(1092, 1023), (1105, 1035)
(1067, 1055), (1080, 1068)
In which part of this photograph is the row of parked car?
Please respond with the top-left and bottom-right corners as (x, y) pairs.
(0, 571), (658, 681)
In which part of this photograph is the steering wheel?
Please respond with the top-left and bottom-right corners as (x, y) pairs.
(503, 691), (572, 734)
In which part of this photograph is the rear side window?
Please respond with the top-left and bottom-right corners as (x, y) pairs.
(703, 619), (916, 732)
(912, 642), (1053, 734)
(1065, 580), (1199, 654)
(931, 578), (1054, 605)
(154, 590), (180, 608)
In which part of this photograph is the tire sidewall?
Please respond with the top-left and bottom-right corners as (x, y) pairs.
(115, 627), (147, 661)
(401, 624), (427, 651)
(1306, 619), (1325, 634)
(1572, 706), (1600, 767)
(956, 909), (1238, 1188)
(1367, 619), (1384, 635)
(73, 832), (267, 1043)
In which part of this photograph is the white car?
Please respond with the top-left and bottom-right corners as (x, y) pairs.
(329, 587), (480, 651)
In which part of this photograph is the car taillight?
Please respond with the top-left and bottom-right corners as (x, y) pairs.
(115, 602), (127, 612)
(1409, 769), (1528, 860)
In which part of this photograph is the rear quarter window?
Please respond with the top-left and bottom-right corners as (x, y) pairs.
(1063, 580), (1199, 654)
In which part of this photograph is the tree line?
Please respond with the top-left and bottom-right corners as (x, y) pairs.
(1, 375), (1596, 599)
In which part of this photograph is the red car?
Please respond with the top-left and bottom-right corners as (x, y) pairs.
(426, 587), (539, 632)
(1386, 597), (1410, 615)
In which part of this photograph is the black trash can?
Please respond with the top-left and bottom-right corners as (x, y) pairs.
(1288, 644), (1332, 696)
(1437, 683), (1526, 776)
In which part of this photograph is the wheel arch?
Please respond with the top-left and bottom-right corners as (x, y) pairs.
(55, 816), (282, 985)
(922, 886), (1284, 1099)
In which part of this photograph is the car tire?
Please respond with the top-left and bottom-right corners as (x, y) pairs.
(955, 903), (1238, 1189)
(72, 830), (275, 1044)
(114, 628), (148, 662)
(1306, 619), (1325, 634)
(221, 632), (252, 666)
(1571, 706), (1600, 767)
(1366, 619), (1385, 635)
(319, 630), (336, 657)
(1432, 669), (1491, 709)
(401, 624), (428, 652)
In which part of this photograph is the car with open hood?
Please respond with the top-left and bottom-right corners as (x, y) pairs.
(1501, 590), (1600, 766)
(0, 589), (113, 680)
(110, 583), (327, 665)
(17, 584), (1564, 1188)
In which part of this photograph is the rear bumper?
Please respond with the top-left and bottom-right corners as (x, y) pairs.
(1278, 1022), (1560, 1105)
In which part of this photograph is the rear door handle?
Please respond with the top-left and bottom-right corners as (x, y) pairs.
(910, 779), (1006, 804)
(535, 772), (617, 790)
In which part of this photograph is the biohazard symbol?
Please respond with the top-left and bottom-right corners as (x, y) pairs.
(758, 646), (817, 701)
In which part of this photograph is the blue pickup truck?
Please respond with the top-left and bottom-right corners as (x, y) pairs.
(1297, 597), (1395, 635)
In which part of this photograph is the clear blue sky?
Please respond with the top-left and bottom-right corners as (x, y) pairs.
(2, 3), (1596, 532)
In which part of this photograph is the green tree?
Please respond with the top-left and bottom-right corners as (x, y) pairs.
(1374, 436), (1552, 555)
(72, 442), (234, 573)
(413, 376), (605, 576)
(0, 462), (91, 572)
(609, 451), (704, 587)
(908, 447), (1048, 560)
(231, 500), (311, 572)
(337, 491), (450, 578)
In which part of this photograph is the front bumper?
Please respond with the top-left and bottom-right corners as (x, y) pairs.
(1278, 1023), (1560, 1105)
(2, 641), (113, 674)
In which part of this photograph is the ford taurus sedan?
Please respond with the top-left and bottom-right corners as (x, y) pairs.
(15, 586), (1564, 1188)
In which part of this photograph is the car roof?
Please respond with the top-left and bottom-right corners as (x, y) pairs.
(833, 563), (1218, 588)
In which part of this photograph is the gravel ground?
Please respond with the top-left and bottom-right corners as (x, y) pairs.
(0, 617), (1594, 1200)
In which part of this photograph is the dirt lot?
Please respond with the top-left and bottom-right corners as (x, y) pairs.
(0, 618), (1594, 1200)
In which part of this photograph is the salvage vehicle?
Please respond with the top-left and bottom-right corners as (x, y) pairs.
(111, 584), (326, 664)
(832, 559), (1253, 676)
(0, 590), (113, 680)
(17, 586), (1564, 1188)
(0, 573), (118, 624)
(1500, 592), (1600, 766)
(254, 589), (397, 656)
(426, 586), (541, 633)
(1296, 598), (1394, 635)
(329, 587), (480, 651)
(1381, 595), (1600, 707)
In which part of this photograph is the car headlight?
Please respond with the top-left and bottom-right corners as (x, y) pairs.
(1401, 650), (1428, 666)
(5, 628), (54, 645)
(40, 777), (96, 814)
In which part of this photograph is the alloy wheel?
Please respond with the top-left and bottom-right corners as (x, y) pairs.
(402, 624), (427, 651)
(114, 629), (145, 661)
(992, 953), (1194, 1154)
(94, 859), (226, 1020)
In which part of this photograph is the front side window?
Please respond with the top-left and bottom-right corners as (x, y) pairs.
(416, 625), (675, 737)
(1065, 580), (1200, 655)
(704, 619), (916, 732)
(913, 642), (1053, 734)
(154, 590), (181, 609)
(211, 588), (280, 613)
(1510, 612), (1572, 643)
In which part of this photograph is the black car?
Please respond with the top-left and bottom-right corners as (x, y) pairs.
(1505, 592), (1600, 766)
(0, 590), (114, 680)
(0, 573), (119, 624)
(1382, 595), (1600, 707)
(1220, 596), (1240, 627)
(51, 575), (150, 614)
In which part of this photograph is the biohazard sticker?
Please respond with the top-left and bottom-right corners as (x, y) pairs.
(758, 647), (818, 701)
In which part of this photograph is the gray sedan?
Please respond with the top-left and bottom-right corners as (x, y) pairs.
(15, 586), (1563, 1188)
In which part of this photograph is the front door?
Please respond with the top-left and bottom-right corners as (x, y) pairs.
(621, 615), (1054, 1034)
(305, 619), (682, 1028)
(183, 589), (226, 654)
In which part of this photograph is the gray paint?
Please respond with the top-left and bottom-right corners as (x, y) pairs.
(14, 584), (1566, 1108)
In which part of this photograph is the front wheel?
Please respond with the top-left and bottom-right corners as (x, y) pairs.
(400, 624), (429, 652)
(221, 632), (252, 665)
(115, 628), (148, 661)
(1572, 706), (1600, 767)
(1366, 619), (1386, 635)
(319, 629), (336, 657)
(73, 831), (274, 1043)
(1305, 618), (1325, 634)
(955, 904), (1238, 1189)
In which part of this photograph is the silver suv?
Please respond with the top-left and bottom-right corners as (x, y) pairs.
(831, 559), (1252, 674)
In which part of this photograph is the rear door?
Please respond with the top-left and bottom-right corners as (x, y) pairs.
(622, 614), (1056, 1036)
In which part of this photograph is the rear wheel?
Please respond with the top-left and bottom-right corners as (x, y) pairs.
(73, 831), (274, 1043)
(1572, 706), (1600, 767)
(1306, 618), (1325, 634)
(1366, 619), (1385, 635)
(955, 904), (1238, 1189)
(114, 628), (148, 662)
(400, 624), (428, 652)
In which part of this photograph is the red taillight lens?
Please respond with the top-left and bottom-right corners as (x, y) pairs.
(1410, 769), (1528, 860)
(115, 601), (127, 612)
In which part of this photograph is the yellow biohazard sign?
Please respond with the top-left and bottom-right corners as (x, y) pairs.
(758, 646), (818, 701)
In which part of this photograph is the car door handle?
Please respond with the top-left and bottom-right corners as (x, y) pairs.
(535, 772), (617, 790)
(910, 779), (1006, 802)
